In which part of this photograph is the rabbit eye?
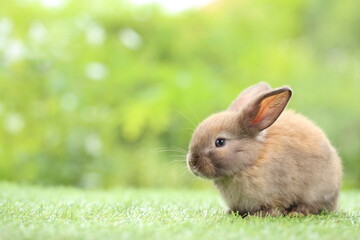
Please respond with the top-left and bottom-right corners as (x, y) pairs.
(215, 138), (226, 147)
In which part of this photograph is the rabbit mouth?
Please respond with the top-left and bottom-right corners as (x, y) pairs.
(187, 157), (221, 179)
(191, 168), (217, 179)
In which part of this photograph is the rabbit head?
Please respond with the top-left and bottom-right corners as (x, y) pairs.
(187, 83), (292, 179)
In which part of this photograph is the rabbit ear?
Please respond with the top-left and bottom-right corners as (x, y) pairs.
(228, 82), (271, 111)
(241, 87), (292, 132)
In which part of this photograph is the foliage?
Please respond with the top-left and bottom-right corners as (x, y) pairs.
(0, 0), (359, 188)
(0, 182), (359, 240)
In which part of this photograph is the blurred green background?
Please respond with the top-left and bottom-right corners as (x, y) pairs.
(0, 0), (359, 189)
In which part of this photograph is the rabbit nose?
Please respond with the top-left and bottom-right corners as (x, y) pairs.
(190, 153), (200, 167)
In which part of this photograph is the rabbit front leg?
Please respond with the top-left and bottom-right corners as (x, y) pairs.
(286, 203), (321, 216)
(227, 206), (284, 217)
(248, 206), (284, 217)
(226, 209), (249, 218)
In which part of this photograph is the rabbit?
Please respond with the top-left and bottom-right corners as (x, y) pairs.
(187, 82), (342, 217)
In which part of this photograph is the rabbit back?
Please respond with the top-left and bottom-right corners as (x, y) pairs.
(214, 110), (342, 215)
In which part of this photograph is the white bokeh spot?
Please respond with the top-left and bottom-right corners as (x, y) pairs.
(85, 62), (108, 81)
(130, 0), (215, 13)
(84, 134), (102, 157)
(60, 93), (78, 111)
(4, 39), (26, 63)
(119, 28), (142, 50)
(39, 0), (67, 8)
(4, 113), (25, 135)
(85, 22), (106, 46)
(28, 21), (47, 43)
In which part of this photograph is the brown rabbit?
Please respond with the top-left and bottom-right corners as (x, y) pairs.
(187, 82), (342, 217)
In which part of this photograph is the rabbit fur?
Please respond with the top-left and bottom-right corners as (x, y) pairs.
(187, 82), (342, 217)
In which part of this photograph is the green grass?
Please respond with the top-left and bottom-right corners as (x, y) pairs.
(0, 182), (359, 240)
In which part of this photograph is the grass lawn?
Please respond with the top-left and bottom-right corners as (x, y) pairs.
(0, 182), (359, 240)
